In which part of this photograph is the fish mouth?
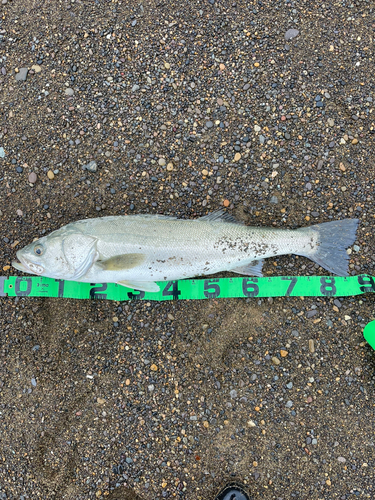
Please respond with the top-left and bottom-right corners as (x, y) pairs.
(12, 255), (44, 275)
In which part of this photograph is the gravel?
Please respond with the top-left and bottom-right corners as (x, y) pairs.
(0, 1), (374, 499)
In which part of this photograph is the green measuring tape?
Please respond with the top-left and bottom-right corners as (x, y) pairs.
(1, 274), (375, 349)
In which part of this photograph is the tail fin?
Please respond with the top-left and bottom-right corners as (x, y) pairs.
(298, 219), (359, 276)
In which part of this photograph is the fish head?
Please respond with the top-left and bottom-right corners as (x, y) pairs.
(12, 227), (99, 280)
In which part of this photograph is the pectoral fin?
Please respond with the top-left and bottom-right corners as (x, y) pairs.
(117, 280), (160, 293)
(231, 260), (264, 277)
(98, 253), (145, 271)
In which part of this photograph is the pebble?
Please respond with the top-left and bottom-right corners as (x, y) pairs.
(270, 196), (279, 204)
(230, 389), (237, 399)
(31, 64), (41, 73)
(31, 378), (37, 387)
(84, 160), (98, 172)
(131, 84), (140, 92)
(223, 199), (230, 208)
(0, 147), (5, 158)
(272, 356), (280, 365)
(327, 118), (335, 127)
(166, 163), (174, 171)
(286, 382), (293, 389)
(308, 339), (315, 353)
(65, 88), (74, 96)
(284, 29), (299, 41)
(164, 62), (170, 69)
(234, 153), (241, 162)
(158, 158), (166, 166)
(352, 138), (358, 144)
(254, 125), (261, 132)
(205, 121), (213, 128)
(47, 170), (55, 180)
(15, 68), (28, 81)
(285, 401), (293, 408)
(337, 457), (346, 463)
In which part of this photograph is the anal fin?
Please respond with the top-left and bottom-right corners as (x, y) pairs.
(231, 260), (264, 277)
(117, 280), (160, 293)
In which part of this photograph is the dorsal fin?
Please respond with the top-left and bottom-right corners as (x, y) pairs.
(198, 209), (243, 224)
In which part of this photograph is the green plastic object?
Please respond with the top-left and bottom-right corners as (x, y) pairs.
(363, 321), (375, 351)
(0, 274), (375, 301)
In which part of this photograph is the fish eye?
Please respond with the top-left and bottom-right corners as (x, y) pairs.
(34, 244), (44, 256)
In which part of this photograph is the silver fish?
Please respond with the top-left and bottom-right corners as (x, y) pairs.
(12, 211), (359, 292)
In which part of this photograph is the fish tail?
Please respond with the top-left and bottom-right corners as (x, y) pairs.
(297, 219), (359, 276)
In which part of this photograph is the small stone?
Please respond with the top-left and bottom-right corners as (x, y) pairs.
(351, 138), (358, 144)
(280, 350), (288, 357)
(270, 196), (279, 204)
(234, 153), (241, 162)
(47, 170), (54, 180)
(337, 457), (346, 463)
(247, 420), (256, 427)
(286, 382), (293, 389)
(97, 397), (105, 404)
(205, 121), (213, 128)
(254, 62), (259, 67)
(84, 160), (98, 172)
(31, 64), (42, 73)
(150, 364), (158, 371)
(230, 389), (237, 399)
(285, 29), (299, 41)
(65, 87), (74, 96)
(285, 400), (293, 408)
(202, 169), (208, 176)
(166, 163), (174, 171)
(31, 378), (37, 387)
(308, 339), (315, 353)
(29, 172), (38, 184)
(223, 199), (230, 208)
(254, 125), (261, 132)
(131, 84), (140, 92)
(164, 62), (170, 69)
(15, 68), (28, 81)
(0, 147), (5, 158)
(339, 163), (346, 171)
(219, 63), (225, 71)
(327, 118), (334, 127)
(158, 158), (166, 166)
(340, 138), (346, 145)
(353, 245), (360, 252)
(272, 356), (280, 365)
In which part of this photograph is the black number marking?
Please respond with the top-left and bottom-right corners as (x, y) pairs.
(203, 279), (221, 299)
(89, 283), (108, 300)
(281, 277), (298, 296)
(55, 279), (65, 298)
(319, 277), (337, 296)
(242, 278), (259, 297)
(162, 281), (181, 300)
(357, 275), (375, 293)
(127, 289), (145, 300)
(15, 277), (32, 296)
